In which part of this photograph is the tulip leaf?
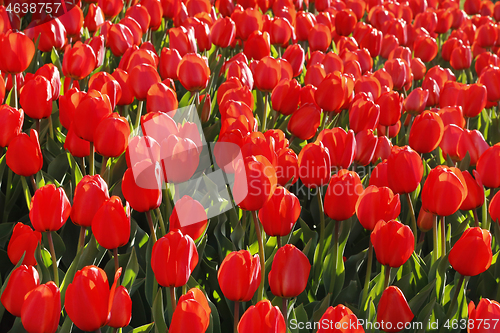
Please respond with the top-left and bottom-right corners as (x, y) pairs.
(152, 288), (168, 333)
(7, 317), (28, 333)
(59, 244), (83, 304)
(66, 152), (83, 186)
(122, 248), (139, 294)
(42, 231), (66, 262)
(428, 254), (449, 304)
(145, 235), (157, 308)
(206, 299), (221, 333)
(311, 294), (331, 324)
(416, 297), (436, 333)
(58, 314), (74, 333)
(409, 279), (436, 315)
(230, 220), (245, 250)
(47, 153), (70, 183)
(458, 151), (470, 171)
(130, 323), (154, 333)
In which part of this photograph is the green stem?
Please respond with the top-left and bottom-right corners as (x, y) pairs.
(314, 190), (326, 285)
(361, 241), (373, 307)
(20, 176), (32, 210)
(78, 227), (86, 250)
(473, 209), (479, 228)
(251, 211), (265, 302)
(282, 297), (288, 328)
(89, 142), (95, 176)
(13, 73), (18, 109)
(134, 100), (144, 133)
(328, 220), (340, 294)
(146, 210), (157, 243)
(170, 286), (177, 312)
(277, 236), (281, 249)
(100, 156), (109, 179)
(432, 215), (439, 264)
(383, 265), (391, 290)
(405, 193), (418, 249)
(155, 208), (167, 237)
(446, 274), (465, 318)
(3, 169), (13, 222)
(30, 175), (38, 192)
(80, 157), (86, 177)
(441, 215), (446, 258)
(36, 119), (41, 136)
(113, 248), (119, 274)
(234, 301), (239, 333)
(261, 92), (269, 132)
(47, 231), (59, 286)
(485, 190), (494, 231)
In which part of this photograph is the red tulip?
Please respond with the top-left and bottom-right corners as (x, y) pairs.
(35, 63), (61, 101)
(29, 184), (71, 232)
(354, 129), (377, 166)
(457, 129), (489, 166)
(218, 250), (261, 302)
(315, 72), (346, 113)
(462, 83), (487, 118)
(108, 286), (132, 328)
(152, 230), (199, 287)
(271, 78), (300, 116)
(62, 41), (97, 80)
(377, 286), (414, 333)
(317, 304), (365, 333)
(128, 63), (161, 101)
(409, 111), (444, 154)
(254, 56), (281, 92)
(7, 223), (41, 266)
(210, 17), (236, 48)
(238, 300), (286, 333)
(276, 148), (299, 186)
(59, 3), (84, 37)
(21, 282), (61, 333)
(377, 90), (403, 127)
(107, 23), (135, 57)
(259, 186), (301, 236)
(421, 166), (467, 216)
(308, 23), (332, 52)
(450, 44), (472, 70)
(336, 9), (358, 36)
(413, 35), (438, 63)
(122, 167), (162, 213)
(404, 88), (428, 115)
(369, 160), (389, 188)
(269, 17), (293, 47)
(468, 298), (500, 333)
(70, 175), (109, 227)
(324, 169), (363, 221)
(282, 44), (305, 77)
(371, 220), (414, 268)
(477, 144), (500, 188)
(349, 97), (380, 133)
(177, 53), (210, 92)
(160, 134), (200, 184)
(64, 125), (91, 158)
(0, 105), (23, 148)
(65, 266), (122, 332)
(298, 141), (331, 188)
(92, 196), (130, 250)
(6, 129), (43, 177)
(387, 146), (423, 194)
(439, 124), (463, 162)
(169, 290), (211, 333)
(0, 265), (39, 317)
(268, 244), (310, 298)
(233, 155), (277, 211)
(170, 195), (208, 241)
(316, 128), (356, 170)
(296, 11), (316, 41)
(460, 170), (484, 211)
(449, 227), (492, 276)
(243, 30), (271, 60)
(356, 185), (401, 231)
(372, 136), (392, 163)
(0, 31), (35, 74)
(287, 103), (322, 140)
(384, 58), (410, 91)
(73, 91), (113, 142)
(84, 4), (105, 33)
(99, 0), (123, 18)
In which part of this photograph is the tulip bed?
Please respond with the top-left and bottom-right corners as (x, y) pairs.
(2, 0), (500, 332)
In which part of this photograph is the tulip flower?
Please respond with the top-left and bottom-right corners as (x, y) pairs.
(268, 244), (311, 298)
(159, 48), (182, 81)
(349, 97), (380, 133)
(6, 130), (43, 177)
(129, 63), (161, 101)
(73, 91), (112, 143)
(254, 56), (281, 92)
(449, 227), (492, 277)
(19, 75), (53, 120)
(439, 124), (463, 162)
(276, 148), (299, 186)
(7, 223), (41, 266)
(122, 167), (162, 214)
(377, 90), (403, 127)
(356, 186), (401, 231)
(336, 9), (358, 36)
(177, 53), (210, 92)
(317, 305), (365, 333)
(93, 114), (130, 159)
(308, 23), (332, 52)
(324, 170), (363, 221)
(211, 17), (236, 48)
(298, 142), (331, 189)
(0, 265), (40, 317)
(151, 230), (199, 287)
(65, 266), (122, 332)
(468, 298), (500, 333)
(460, 171), (484, 219)
(160, 134), (200, 184)
(30, 184), (71, 232)
(146, 82), (178, 114)
(258, 186), (301, 237)
(108, 286), (132, 328)
(92, 196), (131, 250)
(238, 299), (286, 333)
(0, 31), (35, 74)
(107, 23), (135, 57)
(64, 125), (91, 158)
(384, 59), (410, 91)
(315, 72), (347, 113)
(421, 166), (467, 217)
(169, 289), (211, 333)
(404, 88), (429, 115)
(170, 195), (208, 241)
(243, 31), (271, 61)
(269, 78), (300, 116)
(354, 130), (378, 166)
(377, 286), (414, 333)
(0, 105), (23, 148)
(369, 161), (389, 188)
(304, 63), (327, 87)
(218, 250), (261, 302)
(62, 41), (97, 80)
(21, 282), (61, 333)
(316, 128), (356, 170)
(477, 144), (500, 189)
(386, 146), (423, 194)
(287, 102), (321, 140)
(462, 83), (487, 118)
(282, 44), (305, 77)
(371, 220), (414, 268)
(233, 155), (277, 211)
(457, 129), (489, 166)
(409, 111), (444, 154)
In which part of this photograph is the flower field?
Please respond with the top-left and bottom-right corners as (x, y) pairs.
(1, 0), (500, 332)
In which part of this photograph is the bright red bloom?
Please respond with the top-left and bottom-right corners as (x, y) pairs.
(177, 53), (210, 92)
(71, 175), (109, 227)
(21, 282), (61, 333)
(298, 141), (331, 188)
(377, 286), (414, 333)
(63, 42), (97, 80)
(371, 220), (414, 268)
(409, 111), (444, 154)
(421, 166), (468, 216)
(211, 17), (236, 48)
(325, 170), (363, 221)
(356, 185), (401, 231)
(6, 129), (43, 177)
(170, 195), (208, 241)
(317, 305), (365, 333)
(316, 128), (356, 170)
(477, 144), (500, 188)
(30, 184), (71, 232)
(169, 289), (211, 333)
(268, 244), (311, 298)
(315, 72), (347, 113)
(238, 300), (286, 333)
(387, 146), (423, 194)
(0, 105), (23, 148)
(218, 250), (261, 302)
(73, 91), (112, 142)
(0, 265), (39, 317)
(271, 78), (301, 116)
(259, 186), (301, 236)
(354, 129), (377, 166)
(108, 286), (132, 328)
(287, 103), (322, 140)
(0, 31), (35, 74)
(151, 230), (199, 287)
(92, 196), (130, 250)
(460, 170), (484, 211)
(468, 298), (500, 333)
(122, 168), (162, 213)
(449, 227), (492, 276)
(7, 222), (41, 266)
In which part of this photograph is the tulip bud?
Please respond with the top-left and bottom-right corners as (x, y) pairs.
(30, 184), (71, 232)
(325, 170), (363, 221)
(7, 223), (41, 266)
(356, 185), (401, 231)
(238, 299), (286, 333)
(108, 286), (132, 328)
(377, 286), (414, 332)
(0, 265), (40, 317)
(6, 130), (43, 177)
(21, 282), (61, 333)
(449, 227), (492, 276)
(170, 195), (208, 241)
(371, 220), (414, 268)
(0, 105), (23, 148)
(92, 196), (131, 250)
(287, 103), (321, 140)
(387, 146), (423, 194)
(218, 250), (261, 302)
(259, 186), (301, 236)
